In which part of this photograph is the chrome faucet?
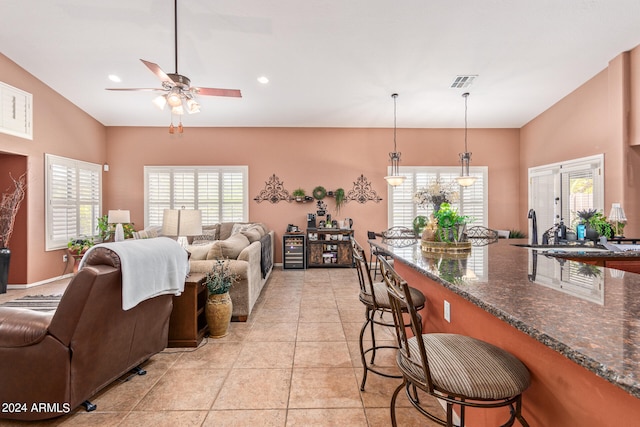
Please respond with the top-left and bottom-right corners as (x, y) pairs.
(528, 209), (538, 245)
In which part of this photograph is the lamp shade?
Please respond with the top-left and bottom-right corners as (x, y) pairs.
(107, 210), (130, 224)
(608, 203), (627, 222)
(162, 209), (203, 237)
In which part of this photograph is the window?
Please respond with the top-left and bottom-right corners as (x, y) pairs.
(144, 166), (248, 227)
(388, 166), (488, 228)
(45, 154), (102, 250)
(528, 155), (603, 241)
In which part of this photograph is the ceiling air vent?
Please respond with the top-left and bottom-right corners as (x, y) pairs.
(450, 75), (478, 89)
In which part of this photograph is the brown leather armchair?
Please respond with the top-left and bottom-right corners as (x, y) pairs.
(0, 247), (174, 421)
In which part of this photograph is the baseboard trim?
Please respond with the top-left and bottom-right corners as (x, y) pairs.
(7, 273), (74, 290)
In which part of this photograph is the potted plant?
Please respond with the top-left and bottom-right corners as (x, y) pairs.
(0, 173), (26, 294)
(292, 188), (306, 202)
(432, 203), (469, 243)
(204, 259), (239, 338)
(577, 209), (612, 241)
(334, 188), (345, 213)
(97, 214), (135, 242)
(67, 236), (95, 273)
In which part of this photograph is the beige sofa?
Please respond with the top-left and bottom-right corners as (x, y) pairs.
(186, 222), (274, 321)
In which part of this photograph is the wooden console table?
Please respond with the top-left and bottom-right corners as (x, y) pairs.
(168, 273), (208, 347)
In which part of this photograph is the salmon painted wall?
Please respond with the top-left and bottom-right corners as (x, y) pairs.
(520, 46), (640, 236)
(0, 53), (107, 285)
(104, 126), (520, 262)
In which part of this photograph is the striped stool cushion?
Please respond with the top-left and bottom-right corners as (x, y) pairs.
(399, 333), (530, 400)
(361, 282), (426, 310)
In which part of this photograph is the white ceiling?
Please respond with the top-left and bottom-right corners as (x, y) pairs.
(1, 0), (639, 129)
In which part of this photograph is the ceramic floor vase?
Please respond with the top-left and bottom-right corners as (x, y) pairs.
(205, 292), (233, 338)
(0, 248), (9, 294)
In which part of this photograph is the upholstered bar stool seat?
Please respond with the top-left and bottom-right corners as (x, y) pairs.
(378, 256), (531, 427)
(402, 334), (530, 400)
(352, 239), (426, 391)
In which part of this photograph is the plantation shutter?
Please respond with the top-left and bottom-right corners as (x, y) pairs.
(46, 155), (102, 250)
(144, 166), (248, 227)
(389, 166), (487, 229)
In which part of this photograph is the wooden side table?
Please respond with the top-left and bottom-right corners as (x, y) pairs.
(168, 273), (208, 347)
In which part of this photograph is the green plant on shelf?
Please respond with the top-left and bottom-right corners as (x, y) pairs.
(292, 188), (306, 201)
(334, 188), (345, 213)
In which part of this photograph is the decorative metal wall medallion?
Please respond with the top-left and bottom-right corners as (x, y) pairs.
(253, 174), (291, 203)
(346, 174), (382, 204)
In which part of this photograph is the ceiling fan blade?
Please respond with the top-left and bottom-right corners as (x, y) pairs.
(106, 88), (164, 92)
(140, 59), (174, 83)
(194, 87), (242, 98)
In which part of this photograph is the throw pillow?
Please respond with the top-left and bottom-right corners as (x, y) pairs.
(218, 233), (250, 259)
(241, 228), (262, 243)
(206, 241), (224, 260)
(231, 223), (254, 235)
(187, 243), (213, 260)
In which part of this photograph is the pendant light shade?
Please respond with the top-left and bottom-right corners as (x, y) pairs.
(384, 93), (406, 187)
(455, 92), (477, 187)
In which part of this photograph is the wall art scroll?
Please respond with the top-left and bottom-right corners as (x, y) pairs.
(253, 174), (291, 203)
(346, 174), (382, 204)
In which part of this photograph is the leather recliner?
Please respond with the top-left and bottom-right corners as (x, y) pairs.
(0, 247), (174, 421)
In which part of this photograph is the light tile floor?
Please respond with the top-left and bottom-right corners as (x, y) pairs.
(1, 267), (444, 426)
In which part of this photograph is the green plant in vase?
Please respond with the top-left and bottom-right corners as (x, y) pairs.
(97, 214), (135, 242)
(205, 259), (240, 338)
(292, 188), (306, 202)
(432, 203), (469, 243)
(576, 209), (612, 241)
(67, 236), (95, 256)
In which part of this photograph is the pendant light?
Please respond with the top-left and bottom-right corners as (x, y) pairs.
(455, 92), (477, 187)
(384, 93), (406, 186)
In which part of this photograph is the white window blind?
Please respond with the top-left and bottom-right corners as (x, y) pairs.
(388, 166), (488, 228)
(144, 166), (248, 227)
(0, 81), (33, 140)
(45, 154), (101, 250)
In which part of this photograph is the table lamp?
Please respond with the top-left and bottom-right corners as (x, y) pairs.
(162, 208), (202, 248)
(608, 203), (627, 238)
(108, 210), (130, 242)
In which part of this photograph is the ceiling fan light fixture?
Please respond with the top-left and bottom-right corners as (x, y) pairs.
(171, 104), (184, 115)
(167, 90), (182, 107)
(152, 95), (167, 110)
(186, 98), (200, 114)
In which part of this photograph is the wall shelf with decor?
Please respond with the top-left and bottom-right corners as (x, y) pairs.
(307, 228), (354, 267)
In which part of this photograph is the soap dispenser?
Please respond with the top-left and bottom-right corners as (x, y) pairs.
(558, 220), (567, 241)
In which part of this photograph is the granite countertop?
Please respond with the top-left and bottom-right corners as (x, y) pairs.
(370, 237), (640, 399)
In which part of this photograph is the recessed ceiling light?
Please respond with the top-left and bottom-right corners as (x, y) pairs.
(108, 74), (122, 83)
(257, 76), (269, 84)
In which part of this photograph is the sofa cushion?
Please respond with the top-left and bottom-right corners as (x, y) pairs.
(206, 242), (224, 260)
(231, 223), (255, 235)
(220, 233), (251, 258)
(241, 227), (263, 243)
(187, 243), (214, 260)
(206, 233), (250, 260)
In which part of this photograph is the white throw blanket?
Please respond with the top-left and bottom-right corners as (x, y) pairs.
(79, 237), (189, 310)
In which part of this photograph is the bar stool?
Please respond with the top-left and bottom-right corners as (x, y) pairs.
(378, 256), (531, 427)
(352, 239), (426, 391)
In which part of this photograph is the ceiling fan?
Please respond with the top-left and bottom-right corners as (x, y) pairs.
(106, 0), (241, 122)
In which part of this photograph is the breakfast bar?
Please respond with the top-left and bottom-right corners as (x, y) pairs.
(370, 238), (640, 426)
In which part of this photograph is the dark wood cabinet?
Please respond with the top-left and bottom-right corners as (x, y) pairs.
(307, 228), (354, 267)
(168, 273), (208, 347)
